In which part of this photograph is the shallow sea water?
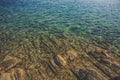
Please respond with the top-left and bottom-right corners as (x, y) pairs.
(0, 1), (120, 80)
(0, 0), (120, 50)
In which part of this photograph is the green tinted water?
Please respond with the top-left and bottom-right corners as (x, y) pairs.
(0, 0), (120, 48)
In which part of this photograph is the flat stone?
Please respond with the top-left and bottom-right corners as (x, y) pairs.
(0, 55), (21, 72)
(0, 73), (11, 80)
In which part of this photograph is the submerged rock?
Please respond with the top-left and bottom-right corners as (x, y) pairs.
(109, 76), (120, 80)
(0, 68), (26, 80)
(0, 73), (11, 80)
(0, 35), (120, 80)
(74, 69), (102, 80)
(0, 55), (21, 73)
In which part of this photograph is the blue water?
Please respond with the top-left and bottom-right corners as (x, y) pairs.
(0, 0), (120, 47)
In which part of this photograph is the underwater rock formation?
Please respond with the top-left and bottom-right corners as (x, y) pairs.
(0, 34), (120, 80)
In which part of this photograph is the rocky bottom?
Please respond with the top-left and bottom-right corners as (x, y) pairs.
(0, 35), (120, 80)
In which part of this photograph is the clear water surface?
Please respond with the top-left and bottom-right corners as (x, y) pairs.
(0, 0), (120, 49)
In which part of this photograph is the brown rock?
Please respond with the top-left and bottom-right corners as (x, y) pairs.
(0, 73), (11, 80)
(0, 55), (21, 72)
(72, 69), (103, 80)
(10, 68), (26, 80)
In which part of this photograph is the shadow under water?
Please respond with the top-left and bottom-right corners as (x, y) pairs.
(110, 76), (120, 80)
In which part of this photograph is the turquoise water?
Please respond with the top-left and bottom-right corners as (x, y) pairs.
(0, 0), (120, 48)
